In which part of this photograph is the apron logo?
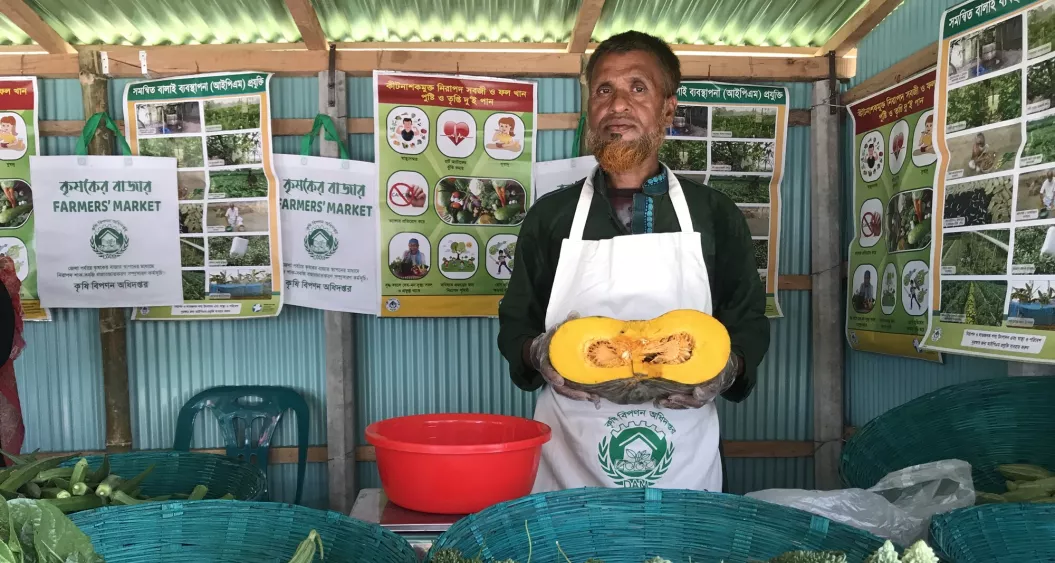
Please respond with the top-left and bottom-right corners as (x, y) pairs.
(597, 417), (674, 488)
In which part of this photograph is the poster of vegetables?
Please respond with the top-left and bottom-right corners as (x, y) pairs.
(846, 70), (942, 362)
(123, 72), (283, 320)
(662, 82), (788, 318)
(374, 71), (536, 317)
(0, 78), (46, 320)
(925, 0), (1055, 361)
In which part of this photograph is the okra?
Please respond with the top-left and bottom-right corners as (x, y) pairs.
(95, 474), (123, 498)
(33, 467), (74, 483)
(111, 491), (146, 506)
(0, 454), (77, 494)
(69, 458), (89, 487)
(286, 530), (323, 563)
(147, 495), (172, 502)
(20, 482), (41, 499)
(88, 455), (109, 483)
(71, 482), (88, 497)
(115, 464), (155, 495)
(187, 485), (208, 501)
(41, 487), (71, 499)
(50, 477), (70, 490)
(998, 464), (1053, 481)
(44, 495), (104, 514)
(219, 493), (235, 500)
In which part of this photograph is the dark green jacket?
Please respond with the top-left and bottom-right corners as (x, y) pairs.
(496, 169), (770, 403)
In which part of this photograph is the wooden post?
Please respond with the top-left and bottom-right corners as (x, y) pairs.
(79, 49), (132, 453)
(318, 69), (357, 513)
(810, 78), (844, 489)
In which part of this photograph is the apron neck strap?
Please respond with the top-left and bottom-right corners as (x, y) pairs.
(569, 165), (694, 239)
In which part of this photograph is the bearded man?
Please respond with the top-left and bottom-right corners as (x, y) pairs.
(497, 30), (770, 493)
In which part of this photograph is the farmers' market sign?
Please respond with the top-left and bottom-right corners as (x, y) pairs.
(127, 73), (268, 101)
(676, 83), (786, 105)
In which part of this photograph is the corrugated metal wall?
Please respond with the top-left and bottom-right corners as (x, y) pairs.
(842, 0), (1008, 429)
(16, 74), (819, 508)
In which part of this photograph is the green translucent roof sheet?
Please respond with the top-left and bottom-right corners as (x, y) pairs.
(27, 0), (300, 45)
(4, 0), (871, 48)
(593, 0), (870, 47)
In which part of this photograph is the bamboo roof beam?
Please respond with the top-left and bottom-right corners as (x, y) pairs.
(816, 0), (904, 56)
(0, 0), (74, 55)
(285, 0), (329, 51)
(567, 0), (606, 53)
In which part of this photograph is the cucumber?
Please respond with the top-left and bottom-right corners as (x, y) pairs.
(1002, 487), (1052, 502)
(975, 492), (1007, 505)
(997, 464), (1052, 481)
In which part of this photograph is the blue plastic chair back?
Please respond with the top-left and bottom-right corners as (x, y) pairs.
(172, 385), (309, 505)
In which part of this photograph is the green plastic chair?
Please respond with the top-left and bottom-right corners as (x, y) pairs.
(172, 385), (310, 505)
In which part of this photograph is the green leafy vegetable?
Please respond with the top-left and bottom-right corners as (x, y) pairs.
(7, 498), (104, 563)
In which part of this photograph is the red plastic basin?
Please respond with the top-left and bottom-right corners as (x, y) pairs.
(365, 413), (551, 515)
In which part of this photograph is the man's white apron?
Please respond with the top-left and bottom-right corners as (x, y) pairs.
(532, 165), (722, 493)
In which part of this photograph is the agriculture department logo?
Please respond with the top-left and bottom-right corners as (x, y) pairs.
(89, 220), (129, 259)
(304, 221), (339, 260)
(597, 418), (674, 488)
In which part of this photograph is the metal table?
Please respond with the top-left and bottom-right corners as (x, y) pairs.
(350, 489), (466, 560)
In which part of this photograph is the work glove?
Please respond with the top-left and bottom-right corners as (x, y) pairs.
(655, 353), (741, 410)
(528, 312), (602, 407)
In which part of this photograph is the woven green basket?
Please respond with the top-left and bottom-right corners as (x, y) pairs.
(841, 377), (1055, 493)
(70, 500), (419, 563)
(930, 504), (1055, 562)
(59, 451), (267, 501)
(426, 488), (888, 562)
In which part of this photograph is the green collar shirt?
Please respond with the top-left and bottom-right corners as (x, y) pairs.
(497, 166), (770, 403)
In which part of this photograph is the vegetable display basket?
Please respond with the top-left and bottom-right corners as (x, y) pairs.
(840, 377), (1055, 492)
(60, 451), (267, 501)
(426, 488), (888, 562)
(930, 504), (1055, 562)
(70, 500), (419, 563)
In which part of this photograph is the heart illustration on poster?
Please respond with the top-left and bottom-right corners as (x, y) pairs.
(443, 121), (471, 145)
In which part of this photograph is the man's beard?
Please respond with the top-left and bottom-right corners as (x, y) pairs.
(587, 124), (665, 175)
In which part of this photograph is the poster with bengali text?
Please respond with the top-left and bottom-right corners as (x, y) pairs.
(667, 81), (788, 318)
(926, 0), (1055, 361)
(276, 154), (380, 314)
(374, 71), (536, 317)
(123, 72), (284, 320)
(0, 78), (46, 320)
(846, 70), (943, 362)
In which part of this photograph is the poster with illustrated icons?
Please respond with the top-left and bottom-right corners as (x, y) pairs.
(846, 69), (942, 362)
(123, 72), (283, 320)
(923, 0), (1055, 362)
(373, 71), (536, 317)
(0, 77), (46, 320)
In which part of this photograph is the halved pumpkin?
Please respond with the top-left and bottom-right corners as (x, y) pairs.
(548, 309), (731, 404)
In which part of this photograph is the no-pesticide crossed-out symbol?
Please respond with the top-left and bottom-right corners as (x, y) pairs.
(388, 182), (425, 208)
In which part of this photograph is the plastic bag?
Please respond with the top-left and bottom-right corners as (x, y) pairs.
(746, 459), (975, 546)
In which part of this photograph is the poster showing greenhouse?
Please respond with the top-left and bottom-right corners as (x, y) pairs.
(846, 70), (942, 362)
(664, 81), (788, 318)
(0, 78), (46, 321)
(925, 0), (1055, 361)
(123, 72), (283, 320)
